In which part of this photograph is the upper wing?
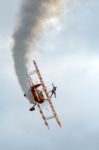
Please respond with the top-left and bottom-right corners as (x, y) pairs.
(33, 60), (62, 128)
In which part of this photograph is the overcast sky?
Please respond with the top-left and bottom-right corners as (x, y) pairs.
(0, 0), (99, 150)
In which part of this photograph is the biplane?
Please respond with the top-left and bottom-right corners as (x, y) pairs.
(24, 60), (61, 129)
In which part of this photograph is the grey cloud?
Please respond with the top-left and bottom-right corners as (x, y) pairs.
(48, 0), (99, 55)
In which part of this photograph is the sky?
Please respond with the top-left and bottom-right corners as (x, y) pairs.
(0, 0), (99, 150)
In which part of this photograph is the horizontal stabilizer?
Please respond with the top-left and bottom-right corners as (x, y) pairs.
(32, 84), (41, 89)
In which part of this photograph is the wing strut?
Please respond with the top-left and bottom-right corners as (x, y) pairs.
(33, 60), (62, 127)
(37, 103), (50, 129)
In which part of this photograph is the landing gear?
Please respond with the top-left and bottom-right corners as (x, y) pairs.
(30, 107), (35, 111)
(30, 104), (36, 111)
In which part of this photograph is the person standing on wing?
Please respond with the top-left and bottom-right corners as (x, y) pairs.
(50, 83), (57, 98)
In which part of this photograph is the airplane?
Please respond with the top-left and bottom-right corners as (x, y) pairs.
(24, 60), (61, 129)
(24, 83), (44, 110)
(24, 83), (57, 111)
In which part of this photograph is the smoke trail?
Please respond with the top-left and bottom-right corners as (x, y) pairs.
(12, 0), (66, 93)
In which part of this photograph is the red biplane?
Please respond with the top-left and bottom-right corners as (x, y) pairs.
(24, 60), (61, 129)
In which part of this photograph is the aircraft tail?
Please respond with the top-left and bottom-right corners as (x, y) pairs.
(32, 84), (41, 89)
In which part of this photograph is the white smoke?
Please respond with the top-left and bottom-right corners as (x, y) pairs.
(12, 0), (74, 93)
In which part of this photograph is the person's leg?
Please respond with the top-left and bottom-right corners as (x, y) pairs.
(53, 91), (56, 98)
(54, 92), (56, 98)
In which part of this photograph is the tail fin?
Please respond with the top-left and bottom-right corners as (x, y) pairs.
(32, 84), (41, 89)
